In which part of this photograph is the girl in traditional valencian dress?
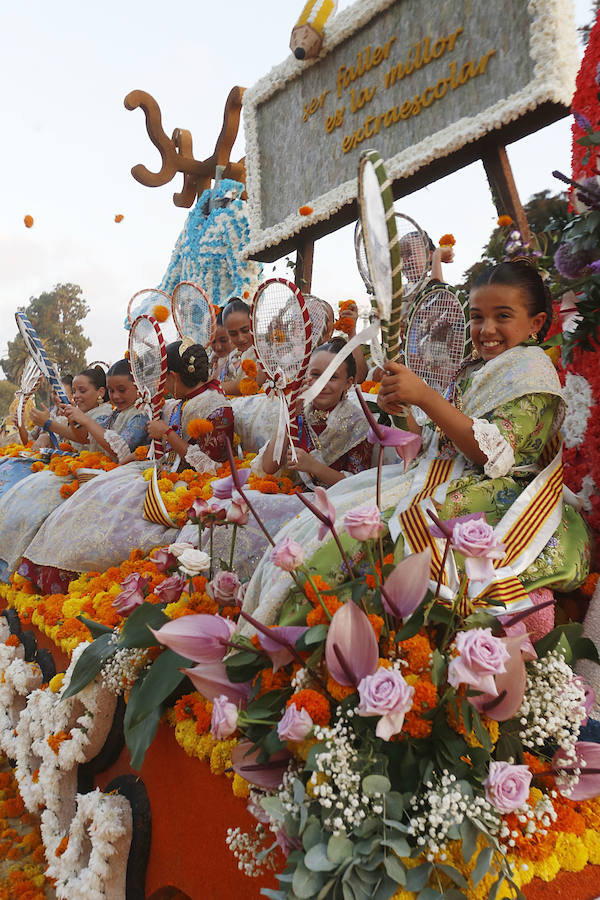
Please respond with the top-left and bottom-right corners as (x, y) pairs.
(0, 367), (112, 581)
(20, 343), (233, 583)
(242, 260), (590, 626)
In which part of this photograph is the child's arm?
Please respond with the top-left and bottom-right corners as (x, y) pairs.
(285, 447), (345, 486)
(30, 404), (88, 443)
(378, 361), (487, 466)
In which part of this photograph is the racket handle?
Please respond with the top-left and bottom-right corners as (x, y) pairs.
(153, 438), (164, 460)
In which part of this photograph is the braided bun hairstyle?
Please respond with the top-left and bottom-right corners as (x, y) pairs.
(166, 341), (209, 387)
(79, 365), (107, 392)
(471, 259), (553, 342)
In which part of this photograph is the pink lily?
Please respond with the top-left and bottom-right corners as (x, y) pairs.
(366, 425), (422, 472)
(231, 742), (291, 790)
(469, 634), (534, 722)
(257, 625), (309, 672)
(553, 742), (600, 800)
(381, 549), (431, 620)
(183, 659), (251, 704)
(149, 613), (236, 663)
(325, 602), (378, 687)
(155, 573), (187, 604)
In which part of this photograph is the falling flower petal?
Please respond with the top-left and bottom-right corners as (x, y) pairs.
(325, 602), (378, 686)
(24, 215), (34, 228)
(231, 742), (291, 789)
(150, 614), (235, 663)
(382, 548), (431, 620)
(114, 213), (124, 223)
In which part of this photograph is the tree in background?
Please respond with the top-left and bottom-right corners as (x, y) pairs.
(1, 283), (91, 384)
(0, 380), (19, 420)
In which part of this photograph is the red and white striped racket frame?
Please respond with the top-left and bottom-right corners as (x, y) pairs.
(250, 278), (312, 445)
(128, 314), (168, 460)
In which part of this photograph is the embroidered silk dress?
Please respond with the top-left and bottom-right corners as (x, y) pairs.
(240, 346), (590, 628)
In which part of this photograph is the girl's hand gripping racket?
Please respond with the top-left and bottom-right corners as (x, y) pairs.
(250, 278), (312, 464)
(128, 315), (168, 461)
(16, 357), (43, 428)
(15, 312), (70, 448)
(171, 282), (216, 348)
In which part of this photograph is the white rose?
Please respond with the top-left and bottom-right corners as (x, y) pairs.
(178, 548), (211, 575)
(168, 541), (195, 559)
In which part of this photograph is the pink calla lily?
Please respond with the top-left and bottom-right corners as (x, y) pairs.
(212, 469), (251, 500)
(231, 742), (291, 789)
(325, 602), (378, 687)
(469, 634), (533, 722)
(183, 660), (251, 704)
(257, 625), (309, 672)
(553, 742), (600, 800)
(366, 425), (422, 471)
(381, 549), (431, 620)
(297, 486), (336, 542)
(149, 614), (236, 663)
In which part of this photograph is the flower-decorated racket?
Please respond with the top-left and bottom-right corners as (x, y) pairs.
(16, 357), (43, 428)
(128, 314), (168, 460)
(127, 289), (173, 328)
(171, 282), (216, 348)
(250, 278), (312, 463)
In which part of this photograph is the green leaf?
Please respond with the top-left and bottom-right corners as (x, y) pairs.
(327, 834), (354, 864)
(573, 636), (600, 664)
(305, 843), (337, 872)
(430, 649), (446, 687)
(118, 602), (169, 649)
(471, 709), (492, 752)
(381, 833), (410, 856)
(226, 650), (264, 684)
(362, 774), (391, 796)
(383, 854), (406, 884)
(124, 689), (162, 770)
(395, 604), (425, 641)
(405, 862), (432, 892)
(472, 846), (494, 888)
(297, 625), (329, 650)
(460, 818), (478, 864)
(302, 819), (323, 852)
(384, 791), (404, 819)
(62, 633), (115, 699)
(416, 890), (442, 900)
(76, 615), (113, 639)
(293, 860), (326, 896)
(461, 698), (473, 735)
(437, 864), (468, 889)
(125, 649), (190, 729)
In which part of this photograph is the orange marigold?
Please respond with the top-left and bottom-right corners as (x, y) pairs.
(326, 675), (356, 702)
(334, 316), (355, 335)
(152, 303), (170, 322)
(134, 445), (149, 460)
(241, 358), (258, 378)
(55, 835), (69, 857)
(24, 214), (34, 228)
(254, 667), (292, 695)
(497, 215), (513, 227)
(47, 731), (70, 753)
(5, 635), (20, 647)
(306, 595), (342, 626)
(580, 572), (599, 599)
(288, 689), (330, 726)
(304, 575), (333, 604)
(30, 461), (45, 472)
(187, 418), (214, 438)
(368, 614), (384, 642)
(403, 679), (437, 738)
(239, 377), (260, 396)
(114, 213), (124, 223)
(397, 633), (432, 673)
(438, 233), (456, 246)
(298, 205), (313, 216)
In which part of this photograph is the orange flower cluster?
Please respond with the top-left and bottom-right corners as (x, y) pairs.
(334, 316), (355, 336)
(360, 380), (380, 394)
(403, 678), (437, 738)
(0, 756), (47, 897)
(397, 633), (433, 674)
(54, 835), (69, 857)
(46, 731), (70, 754)
(59, 482), (79, 500)
(497, 215), (513, 227)
(254, 667), (291, 696)
(241, 359), (258, 378)
(287, 689), (331, 726)
(187, 418), (214, 439)
(438, 233), (456, 247)
(247, 472), (301, 496)
(0, 443), (34, 459)
(580, 571), (599, 599)
(32, 450), (117, 479)
(298, 205), (313, 216)
(365, 553), (394, 589)
(152, 304), (170, 323)
(239, 377), (260, 396)
(134, 445), (149, 460)
(173, 693), (212, 734)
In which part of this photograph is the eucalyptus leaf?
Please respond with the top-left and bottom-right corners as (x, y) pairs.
(317, 878), (337, 899)
(305, 843), (337, 872)
(416, 889), (442, 900)
(372, 875), (402, 900)
(292, 861), (326, 897)
(472, 846), (494, 888)
(362, 774), (391, 797)
(302, 819), (323, 852)
(381, 835), (410, 856)
(437, 864), (468, 889)
(460, 818), (478, 863)
(405, 862), (432, 892)
(383, 853), (406, 883)
(62, 632), (115, 699)
(384, 791), (404, 819)
(327, 834), (354, 864)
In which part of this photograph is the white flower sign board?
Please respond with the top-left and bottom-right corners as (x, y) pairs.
(243, 0), (578, 260)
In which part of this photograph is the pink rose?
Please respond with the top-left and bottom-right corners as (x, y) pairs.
(187, 498), (209, 520)
(448, 628), (510, 696)
(277, 703), (313, 742)
(112, 573), (148, 615)
(207, 570), (241, 605)
(227, 491), (249, 526)
(270, 538), (305, 572)
(344, 505), (384, 542)
(451, 519), (505, 581)
(211, 694), (239, 739)
(357, 667), (415, 741)
(155, 573), (187, 604)
(151, 546), (177, 572)
(484, 761), (532, 813)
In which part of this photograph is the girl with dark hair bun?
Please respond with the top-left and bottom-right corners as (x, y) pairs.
(244, 259), (590, 625)
(258, 337), (371, 489)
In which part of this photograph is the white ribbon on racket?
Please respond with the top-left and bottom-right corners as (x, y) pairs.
(265, 366), (298, 466)
(135, 387), (158, 462)
(300, 323), (379, 403)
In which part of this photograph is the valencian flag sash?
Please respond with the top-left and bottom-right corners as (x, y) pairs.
(143, 465), (178, 528)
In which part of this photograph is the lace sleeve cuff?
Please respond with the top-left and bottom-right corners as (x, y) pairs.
(184, 445), (218, 475)
(471, 418), (515, 478)
(104, 430), (131, 464)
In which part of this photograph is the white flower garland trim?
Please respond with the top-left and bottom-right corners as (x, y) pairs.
(243, 0), (578, 256)
(562, 372), (594, 449)
(0, 657), (43, 760)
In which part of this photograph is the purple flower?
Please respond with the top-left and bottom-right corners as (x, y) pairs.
(256, 625), (308, 672)
(573, 110), (592, 132)
(277, 703), (313, 741)
(344, 505), (384, 542)
(270, 538), (305, 572)
(325, 602), (378, 687)
(149, 613), (235, 663)
(447, 628), (509, 696)
(468, 634), (533, 722)
(155, 573), (187, 604)
(357, 667), (415, 741)
(451, 518), (505, 582)
(484, 761), (532, 813)
(554, 242), (592, 280)
(112, 573), (148, 615)
(211, 694), (239, 739)
(313, 486), (336, 541)
(207, 570), (241, 605)
(382, 549), (431, 620)
(212, 469), (250, 500)
(231, 742), (291, 790)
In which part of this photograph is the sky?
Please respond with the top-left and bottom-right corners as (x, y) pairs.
(0, 0), (595, 367)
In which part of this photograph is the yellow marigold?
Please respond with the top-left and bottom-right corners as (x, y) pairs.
(239, 377), (260, 396)
(210, 739), (237, 776)
(582, 827), (600, 864)
(438, 233), (456, 247)
(554, 831), (588, 871)
(187, 418), (214, 438)
(288, 689), (331, 726)
(497, 215), (513, 227)
(152, 303), (170, 322)
(232, 773), (250, 798)
(532, 853), (560, 882)
(48, 674), (65, 694)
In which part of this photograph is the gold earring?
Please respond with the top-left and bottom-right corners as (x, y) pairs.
(529, 332), (538, 342)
